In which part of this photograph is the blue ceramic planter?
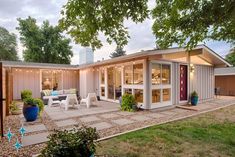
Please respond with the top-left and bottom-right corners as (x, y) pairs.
(191, 96), (198, 106)
(23, 106), (39, 121)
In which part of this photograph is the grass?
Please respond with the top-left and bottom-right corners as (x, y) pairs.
(97, 105), (235, 157)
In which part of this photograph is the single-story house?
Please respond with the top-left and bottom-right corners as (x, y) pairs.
(215, 67), (235, 96)
(0, 45), (231, 120)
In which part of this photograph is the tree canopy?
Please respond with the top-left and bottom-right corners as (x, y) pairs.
(17, 16), (73, 64)
(0, 26), (18, 61)
(60, 0), (235, 50)
(226, 48), (235, 66)
(109, 47), (126, 58)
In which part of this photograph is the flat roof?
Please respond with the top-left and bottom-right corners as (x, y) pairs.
(215, 67), (235, 76)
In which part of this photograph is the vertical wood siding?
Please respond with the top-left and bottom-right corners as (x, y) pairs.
(62, 70), (79, 90)
(191, 65), (214, 101)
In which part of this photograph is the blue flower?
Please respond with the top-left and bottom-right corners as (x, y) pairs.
(5, 128), (14, 142)
(19, 126), (26, 137)
(14, 138), (22, 152)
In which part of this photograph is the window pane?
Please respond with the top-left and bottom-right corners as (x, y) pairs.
(133, 64), (143, 84)
(101, 69), (105, 84)
(162, 64), (170, 84)
(101, 87), (105, 97)
(52, 71), (62, 90)
(152, 63), (161, 85)
(124, 88), (132, 95)
(163, 88), (171, 101)
(134, 89), (143, 103)
(124, 65), (132, 84)
(42, 70), (52, 90)
(152, 89), (160, 103)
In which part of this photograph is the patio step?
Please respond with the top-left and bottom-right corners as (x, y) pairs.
(22, 132), (49, 147)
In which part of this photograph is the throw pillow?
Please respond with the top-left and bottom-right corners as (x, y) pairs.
(51, 91), (58, 96)
(64, 89), (71, 94)
(43, 90), (51, 96)
(70, 88), (76, 94)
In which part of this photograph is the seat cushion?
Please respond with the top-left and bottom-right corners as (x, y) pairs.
(42, 90), (52, 96)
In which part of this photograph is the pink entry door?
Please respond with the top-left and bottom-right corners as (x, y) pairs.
(180, 65), (188, 101)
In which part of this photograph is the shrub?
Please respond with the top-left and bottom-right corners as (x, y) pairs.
(34, 98), (44, 116)
(191, 91), (198, 97)
(21, 89), (32, 100)
(23, 97), (37, 107)
(9, 101), (20, 112)
(121, 93), (136, 112)
(40, 126), (99, 157)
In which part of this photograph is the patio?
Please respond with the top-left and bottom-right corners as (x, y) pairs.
(1, 96), (235, 156)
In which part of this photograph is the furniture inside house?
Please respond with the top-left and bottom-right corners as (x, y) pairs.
(60, 94), (79, 110)
(80, 93), (98, 108)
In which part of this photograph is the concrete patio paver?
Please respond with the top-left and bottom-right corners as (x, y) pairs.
(55, 119), (77, 127)
(161, 110), (177, 115)
(22, 132), (49, 147)
(24, 124), (47, 133)
(111, 118), (135, 125)
(89, 122), (113, 131)
(146, 113), (167, 119)
(80, 116), (101, 123)
(130, 115), (152, 121)
(116, 111), (135, 116)
(99, 113), (120, 119)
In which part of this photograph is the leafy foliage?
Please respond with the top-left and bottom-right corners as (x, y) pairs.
(0, 26), (19, 61)
(109, 47), (126, 58)
(226, 48), (235, 66)
(40, 126), (99, 157)
(9, 101), (20, 112)
(152, 0), (235, 49)
(121, 94), (136, 112)
(60, 0), (234, 50)
(34, 98), (44, 116)
(17, 16), (73, 64)
(191, 91), (198, 97)
(23, 97), (38, 107)
(59, 0), (149, 49)
(21, 89), (32, 100)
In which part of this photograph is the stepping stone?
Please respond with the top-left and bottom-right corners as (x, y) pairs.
(99, 113), (120, 119)
(111, 118), (135, 125)
(25, 124), (47, 133)
(130, 115), (151, 121)
(146, 113), (166, 119)
(55, 119), (77, 127)
(89, 122), (112, 131)
(50, 114), (70, 120)
(80, 116), (100, 123)
(172, 108), (187, 113)
(22, 132), (49, 147)
(117, 112), (134, 116)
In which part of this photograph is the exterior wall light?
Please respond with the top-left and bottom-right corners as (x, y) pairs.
(190, 64), (195, 73)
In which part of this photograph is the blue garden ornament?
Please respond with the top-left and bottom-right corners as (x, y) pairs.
(5, 128), (14, 142)
(14, 138), (22, 152)
(19, 125), (26, 137)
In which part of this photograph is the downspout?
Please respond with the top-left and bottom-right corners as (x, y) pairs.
(188, 51), (191, 104)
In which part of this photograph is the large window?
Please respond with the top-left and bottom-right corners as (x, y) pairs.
(42, 70), (62, 90)
(101, 69), (105, 84)
(134, 89), (143, 103)
(124, 65), (132, 84)
(151, 63), (171, 104)
(133, 64), (143, 84)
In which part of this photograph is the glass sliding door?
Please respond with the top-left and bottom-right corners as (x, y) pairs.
(107, 67), (114, 99)
(115, 68), (122, 100)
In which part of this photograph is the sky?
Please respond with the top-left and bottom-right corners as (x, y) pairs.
(0, 0), (233, 65)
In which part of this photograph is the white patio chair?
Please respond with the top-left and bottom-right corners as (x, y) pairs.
(48, 97), (60, 107)
(60, 94), (79, 111)
(80, 93), (98, 108)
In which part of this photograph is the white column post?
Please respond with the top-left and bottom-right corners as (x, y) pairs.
(143, 59), (150, 109)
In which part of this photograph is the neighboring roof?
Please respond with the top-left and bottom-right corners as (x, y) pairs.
(1, 61), (78, 69)
(1, 45), (231, 69)
(215, 67), (235, 76)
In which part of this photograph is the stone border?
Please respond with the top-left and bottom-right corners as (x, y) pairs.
(98, 103), (235, 142)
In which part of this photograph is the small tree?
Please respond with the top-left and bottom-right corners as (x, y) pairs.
(226, 48), (235, 66)
(0, 26), (19, 61)
(109, 47), (126, 58)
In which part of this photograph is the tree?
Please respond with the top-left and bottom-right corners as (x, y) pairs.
(0, 26), (18, 61)
(60, 0), (235, 50)
(17, 16), (73, 64)
(59, 0), (148, 50)
(226, 48), (235, 66)
(109, 47), (126, 58)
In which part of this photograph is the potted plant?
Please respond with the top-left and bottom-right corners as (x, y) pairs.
(40, 126), (99, 157)
(23, 97), (39, 121)
(21, 89), (32, 100)
(34, 98), (44, 116)
(9, 101), (21, 115)
(191, 91), (199, 106)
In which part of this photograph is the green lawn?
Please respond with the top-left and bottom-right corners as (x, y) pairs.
(97, 105), (235, 157)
